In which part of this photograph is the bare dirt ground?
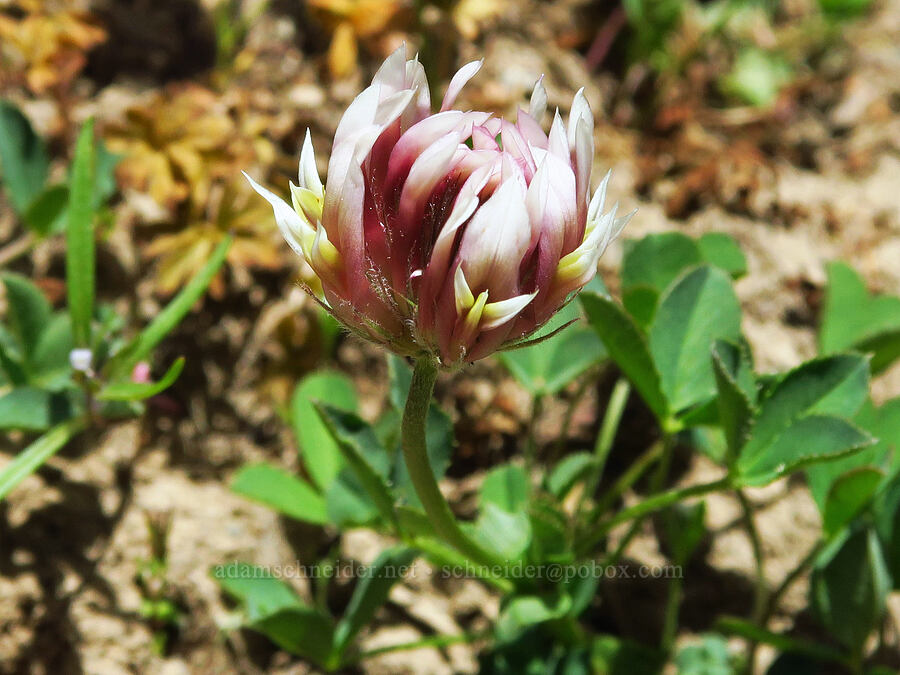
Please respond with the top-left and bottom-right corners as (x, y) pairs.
(3, 0), (900, 673)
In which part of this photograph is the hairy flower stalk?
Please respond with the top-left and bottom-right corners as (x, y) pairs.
(247, 47), (630, 571)
(246, 46), (630, 367)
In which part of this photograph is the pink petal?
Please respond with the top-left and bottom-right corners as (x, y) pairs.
(516, 108), (548, 149)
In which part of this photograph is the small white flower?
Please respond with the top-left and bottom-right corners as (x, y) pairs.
(69, 348), (93, 374)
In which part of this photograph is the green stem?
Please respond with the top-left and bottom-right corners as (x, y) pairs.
(575, 378), (630, 525)
(601, 518), (643, 568)
(580, 476), (732, 555)
(650, 434), (675, 494)
(523, 394), (544, 476)
(738, 490), (768, 622)
(0, 416), (85, 499)
(762, 541), (823, 623)
(401, 358), (501, 570)
(588, 438), (666, 522)
(737, 490), (768, 675)
(594, 379), (631, 475)
(408, 536), (512, 592)
(661, 576), (683, 652)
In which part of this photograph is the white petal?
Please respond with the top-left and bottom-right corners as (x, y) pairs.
(290, 181), (322, 224)
(311, 221), (340, 269)
(298, 129), (323, 197)
(588, 170), (611, 222)
(372, 44), (410, 91)
(567, 87), (593, 152)
(529, 75), (548, 121)
(403, 55), (432, 125)
(573, 116), (593, 205)
(596, 202), (619, 253)
(374, 87), (418, 128)
(482, 292), (538, 330)
(548, 109), (569, 160)
(441, 59), (483, 111)
(333, 85), (382, 148)
(438, 183), (481, 244)
(613, 209), (636, 238)
(457, 166), (530, 296)
(517, 109), (548, 148)
(244, 171), (313, 258)
(454, 265), (475, 315)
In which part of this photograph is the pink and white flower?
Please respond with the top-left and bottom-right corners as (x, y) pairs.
(246, 47), (631, 365)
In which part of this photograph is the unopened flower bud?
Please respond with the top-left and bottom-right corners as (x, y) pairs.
(131, 362), (152, 384)
(247, 47), (632, 365)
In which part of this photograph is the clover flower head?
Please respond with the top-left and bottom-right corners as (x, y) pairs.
(247, 46), (632, 365)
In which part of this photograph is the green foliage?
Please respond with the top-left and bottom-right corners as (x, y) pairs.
(0, 119), (225, 500)
(675, 635), (736, 675)
(231, 462), (329, 525)
(0, 273), (77, 430)
(291, 371), (358, 491)
(0, 417), (84, 499)
(215, 550), (414, 668)
(721, 48), (792, 107)
(580, 292), (669, 421)
(585, 234), (748, 429)
(620, 232), (746, 328)
(820, 262), (900, 375)
(818, 0), (873, 18)
(498, 301), (607, 397)
(472, 502), (532, 561)
(331, 546), (416, 655)
(821, 468), (883, 539)
(0, 100), (49, 215)
(66, 119), (96, 347)
(622, 0), (685, 65)
(97, 358), (185, 402)
(495, 594), (571, 643)
(733, 355), (872, 485)
(216, 227), (900, 672)
(658, 501), (706, 566)
(811, 526), (891, 653)
(649, 265), (742, 413)
(737, 414), (872, 486)
(545, 452), (597, 499)
(481, 464), (530, 513)
(216, 564), (337, 666)
(711, 339), (756, 460)
(0, 101), (119, 236)
(316, 403), (398, 528)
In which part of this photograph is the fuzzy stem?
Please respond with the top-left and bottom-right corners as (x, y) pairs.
(401, 358), (501, 569)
